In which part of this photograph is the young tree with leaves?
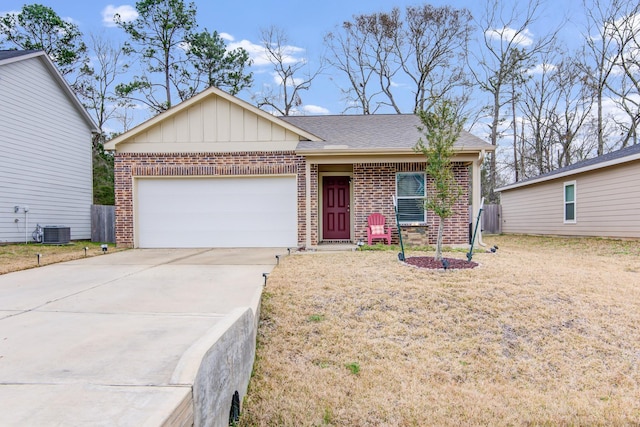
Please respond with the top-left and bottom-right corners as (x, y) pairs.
(0, 3), (87, 78)
(415, 100), (464, 261)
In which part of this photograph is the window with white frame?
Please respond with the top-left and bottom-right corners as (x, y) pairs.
(564, 181), (576, 223)
(396, 172), (426, 224)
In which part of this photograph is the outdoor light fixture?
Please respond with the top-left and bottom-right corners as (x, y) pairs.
(101, 244), (108, 253)
(275, 255), (280, 265)
(37, 253), (41, 266)
(262, 272), (269, 286)
(84, 247), (89, 257)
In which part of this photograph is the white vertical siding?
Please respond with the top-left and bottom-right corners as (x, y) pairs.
(0, 56), (93, 243)
(500, 161), (640, 238)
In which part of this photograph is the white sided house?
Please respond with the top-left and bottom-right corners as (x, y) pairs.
(0, 50), (98, 244)
(496, 144), (640, 239)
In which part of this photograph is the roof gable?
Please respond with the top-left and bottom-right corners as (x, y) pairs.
(104, 87), (321, 151)
(0, 50), (98, 132)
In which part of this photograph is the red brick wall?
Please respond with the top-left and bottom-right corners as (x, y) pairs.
(114, 151), (305, 247)
(115, 153), (470, 248)
(352, 162), (469, 246)
(309, 164), (318, 246)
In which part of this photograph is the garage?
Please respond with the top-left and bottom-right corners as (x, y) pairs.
(136, 176), (298, 248)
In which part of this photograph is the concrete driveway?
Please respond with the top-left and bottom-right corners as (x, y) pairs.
(0, 248), (284, 426)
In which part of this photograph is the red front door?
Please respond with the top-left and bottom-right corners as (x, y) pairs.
(322, 176), (350, 240)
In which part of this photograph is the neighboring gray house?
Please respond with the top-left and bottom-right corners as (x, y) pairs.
(0, 50), (98, 244)
(496, 144), (640, 239)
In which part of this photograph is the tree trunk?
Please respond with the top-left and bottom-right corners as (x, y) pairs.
(597, 88), (604, 155)
(511, 85), (519, 182)
(489, 89), (500, 203)
(435, 217), (444, 261)
(165, 50), (172, 109)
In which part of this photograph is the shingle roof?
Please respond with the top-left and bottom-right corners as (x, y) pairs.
(281, 114), (493, 152)
(0, 49), (41, 62)
(497, 143), (640, 191)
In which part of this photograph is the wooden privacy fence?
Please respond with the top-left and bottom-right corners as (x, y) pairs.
(482, 204), (502, 234)
(91, 205), (115, 243)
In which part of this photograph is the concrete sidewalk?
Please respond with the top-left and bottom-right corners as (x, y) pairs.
(0, 248), (283, 426)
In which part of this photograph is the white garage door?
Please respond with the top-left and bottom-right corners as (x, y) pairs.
(136, 177), (298, 248)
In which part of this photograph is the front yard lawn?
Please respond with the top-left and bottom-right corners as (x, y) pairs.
(240, 235), (640, 426)
(0, 241), (125, 275)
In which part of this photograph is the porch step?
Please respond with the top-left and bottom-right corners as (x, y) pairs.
(311, 243), (359, 252)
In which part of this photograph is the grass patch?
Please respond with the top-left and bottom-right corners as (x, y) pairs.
(345, 362), (360, 375)
(240, 235), (640, 426)
(0, 241), (127, 275)
(308, 314), (325, 322)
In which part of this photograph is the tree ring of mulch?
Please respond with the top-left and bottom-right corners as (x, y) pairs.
(404, 256), (478, 270)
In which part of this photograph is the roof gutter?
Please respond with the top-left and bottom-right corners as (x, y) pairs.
(296, 146), (494, 157)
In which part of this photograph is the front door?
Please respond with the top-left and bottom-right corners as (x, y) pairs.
(322, 176), (350, 240)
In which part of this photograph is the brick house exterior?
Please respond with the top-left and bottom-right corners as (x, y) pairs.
(105, 87), (493, 249)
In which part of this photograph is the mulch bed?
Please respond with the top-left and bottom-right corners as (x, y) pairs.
(404, 256), (478, 270)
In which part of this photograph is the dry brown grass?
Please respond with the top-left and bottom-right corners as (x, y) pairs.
(240, 235), (640, 426)
(0, 241), (127, 275)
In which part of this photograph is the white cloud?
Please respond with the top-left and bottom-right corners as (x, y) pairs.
(301, 105), (330, 115)
(219, 32), (234, 42)
(228, 39), (306, 67)
(272, 73), (305, 87)
(528, 63), (557, 74)
(64, 16), (80, 26)
(228, 39), (270, 65)
(486, 26), (534, 47)
(102, 5), (138, 28)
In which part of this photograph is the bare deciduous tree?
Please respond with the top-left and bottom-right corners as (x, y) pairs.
(470, 0), (555, 201)
(607, 5), (640, 147)
(401, 5), (473, 113)
(254, 26), (323, 116)
(324, 20), (381, 114)
(520, 50), (594, 178)
(580, 0), (627, 154)
(324, 5), (472, 115)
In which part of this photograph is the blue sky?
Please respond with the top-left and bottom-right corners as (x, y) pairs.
(1, 0), (589, 122)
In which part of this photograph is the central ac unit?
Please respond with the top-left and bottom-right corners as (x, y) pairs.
(43, 226), (70, 244)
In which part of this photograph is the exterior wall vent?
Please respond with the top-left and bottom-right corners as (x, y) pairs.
(43, 226), (71, 244)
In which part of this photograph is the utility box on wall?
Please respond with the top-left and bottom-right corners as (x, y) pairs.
(43, 226), (70, 244)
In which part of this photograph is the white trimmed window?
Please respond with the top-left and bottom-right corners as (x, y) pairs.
(564, 181), (576, 223)
(396, 172), (426, 224)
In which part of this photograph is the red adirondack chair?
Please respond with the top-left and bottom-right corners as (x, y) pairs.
(367, 213), (392, 245)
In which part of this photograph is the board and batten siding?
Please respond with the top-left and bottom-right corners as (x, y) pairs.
(0, 55), (93, 243)
(117, 94), (300, 154)
(500, 160), (640, 238)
